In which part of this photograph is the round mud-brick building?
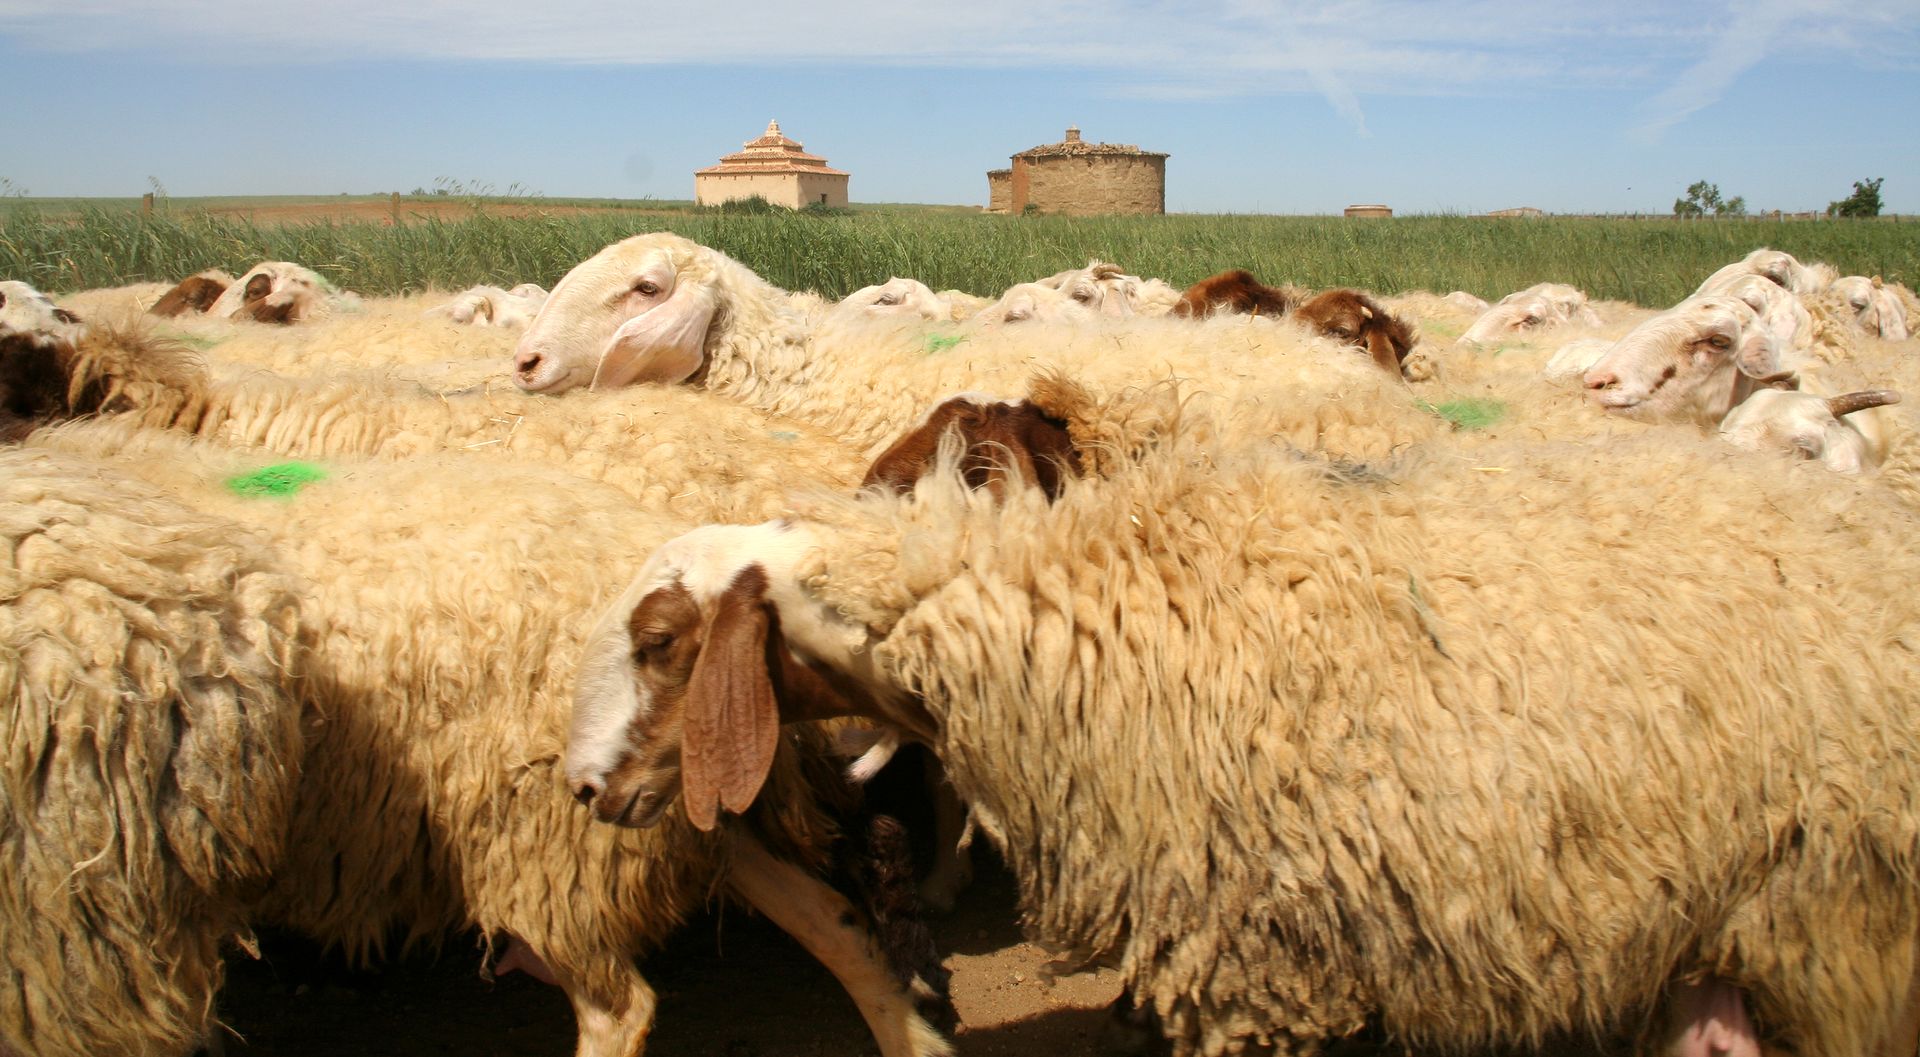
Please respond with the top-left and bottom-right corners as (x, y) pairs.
(985, 127), (1166, 216)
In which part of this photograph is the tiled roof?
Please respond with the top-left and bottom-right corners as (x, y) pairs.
(696, 119), (849, 177)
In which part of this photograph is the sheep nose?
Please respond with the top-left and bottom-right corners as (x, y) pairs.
(514, 349), (544, 377)
(1584, 370), (1619, 391)
(571, 776), (603, 808)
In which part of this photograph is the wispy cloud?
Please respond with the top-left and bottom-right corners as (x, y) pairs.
(2, 0), (1913, 136)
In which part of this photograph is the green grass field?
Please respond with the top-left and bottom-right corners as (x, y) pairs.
(3, 199), (1915, 307)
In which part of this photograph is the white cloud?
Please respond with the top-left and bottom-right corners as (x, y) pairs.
(2, 0), (1913, 135)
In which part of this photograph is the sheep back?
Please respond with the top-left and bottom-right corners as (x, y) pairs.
(1, 448), (304, 1057)
(803, 415), (1920, 1057)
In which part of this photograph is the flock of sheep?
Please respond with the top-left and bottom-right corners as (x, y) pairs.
(2, 233), (1919, 1057)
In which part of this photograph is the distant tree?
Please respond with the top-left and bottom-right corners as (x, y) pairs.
(1828, 177), (1884, 218)
(0, 176), (28, 198)
(1675, 180), (1745, 218)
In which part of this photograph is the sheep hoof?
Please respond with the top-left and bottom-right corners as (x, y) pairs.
(1096, 992), (1172, 1057)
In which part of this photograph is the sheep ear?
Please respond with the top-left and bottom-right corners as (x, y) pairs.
(1364, 327), (1402, 375)
(1359, 304), (1373, 320)
(594, 284), (715, 389)
(681, 565), (781, 832)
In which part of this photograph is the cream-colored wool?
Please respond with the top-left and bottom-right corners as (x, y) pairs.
(770, 397), (1920, 1057)
(18, 425), (853, 1050)
(0, 448), (304, 1057)
(54, 322), (866, 523)
(517, 235), (1432, 455)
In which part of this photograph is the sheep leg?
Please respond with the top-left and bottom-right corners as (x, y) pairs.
(559, 967), (657, 1057)
(1663, 978), (1760, 1057)
(918, 765), (974, 914)
(727, 833), (954, 1057)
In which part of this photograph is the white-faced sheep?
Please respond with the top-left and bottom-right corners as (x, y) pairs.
(16, 421), (951, 1057)
(1032, 261), (1180, 317)
(1718, 387), (1903, 473)
(0, 279), (83, 341)
(1695, 247), (1837, 298)
(427, 282), (550, 328)
(568, 399), (1920, 1057)
(510, 232), (1414, 454)
(832, 278), (952, 322)
(1581, 292), (1789, 426)
(1458, 281), (1603, 345)
(1826, 275), (1911, 341)
(6, 320), (867, 523)
(1, 447), (304, 1057)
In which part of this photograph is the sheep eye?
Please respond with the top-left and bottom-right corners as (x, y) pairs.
(875, 294), (898, 306)
(634, 281), (661, 297)
(1708, 335), (1732, 349)
(633, 631), (675, 658)
(1072, 291), (1093, 303)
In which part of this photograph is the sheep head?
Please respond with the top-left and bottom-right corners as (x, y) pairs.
(1582, 295), (1785, 425)
(1831, 276), (1910, 341)
(862, 394), (1082, 501)
(148, 271), (232, 317)
(1171, 270), (1294, 319)
(972, 282), (1079, 326)
(1696, 248), (1832, 298)
(1293, 289), (1416, 377)
(513, 233), (725, 394)
(834, 277), (948, 321)
(567, 522), (919, 832)
(204, 262), (328, 324)
(1718, 387), (1901, 474)
(1458, 282), (1597, 345)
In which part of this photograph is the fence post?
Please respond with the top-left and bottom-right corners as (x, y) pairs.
(142, 192), (153, 216)
(390, 191), (400, 226)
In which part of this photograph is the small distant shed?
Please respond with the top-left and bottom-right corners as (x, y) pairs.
(1344, 204), (1393, 218)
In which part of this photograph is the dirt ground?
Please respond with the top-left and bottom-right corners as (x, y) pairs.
(217, 851), (1129, 1057)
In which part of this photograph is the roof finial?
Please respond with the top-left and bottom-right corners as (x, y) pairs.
(767, 119), (781, 136)
(1065, 125), (1081, 143)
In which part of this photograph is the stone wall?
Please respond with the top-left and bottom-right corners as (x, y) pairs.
(987, 170), (1011, 213)
(695, 172), (848, 209)
(1018, 154), (1165, 216)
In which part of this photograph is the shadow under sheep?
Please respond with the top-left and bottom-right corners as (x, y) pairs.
(215, 850), (1626, 1057)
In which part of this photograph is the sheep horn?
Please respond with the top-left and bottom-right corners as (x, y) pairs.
(1827, 390), (1901, 418)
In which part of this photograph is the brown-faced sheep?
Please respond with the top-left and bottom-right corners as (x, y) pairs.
(1292, 288), (1419, 378)
(148, 270), (234, 318)
(1, 447), (304, 1057)
(861, 393), (1082, 502)
(1169, 270), (1296, 319)
(199, 261), (355, 324)
(568, 400), (1920, 1057)
(17, 422), (951, 1057)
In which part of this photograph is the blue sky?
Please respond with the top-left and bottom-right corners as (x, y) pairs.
(2, 0), (1916, 214)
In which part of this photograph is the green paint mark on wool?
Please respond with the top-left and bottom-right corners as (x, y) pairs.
(923, 333), (967, 354)
(226, 462), (328, 498)
(768, 431), (800, 442)
(1421, 398), (1507, 430)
